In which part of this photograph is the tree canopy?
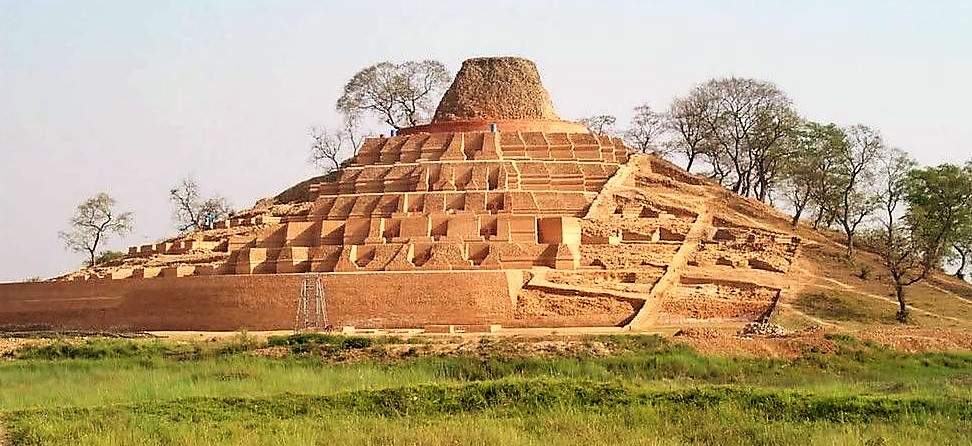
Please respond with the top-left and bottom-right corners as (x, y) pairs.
(689, 77), (799, 201)
(623, 104), (666, 154)
(336, 60), (452, 130)
(578, 115), (617, 135)
(59, 192), (134, 267)
(904, 163), (972, 267)
(867, 160), (972, 320)
(169, 178), (233, 233)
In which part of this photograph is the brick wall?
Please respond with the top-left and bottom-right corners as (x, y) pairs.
(0, 271), (517, 331)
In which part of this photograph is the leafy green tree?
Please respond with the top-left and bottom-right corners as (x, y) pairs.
(779, 121), (847, 227)
(947, 161), (972, 281)
(951, 239), (972, 281)
(59, 193), (134, 267)
(871, 160), (972, 320)
(830, 125), (884, 256)
(905, 163), (972, 267)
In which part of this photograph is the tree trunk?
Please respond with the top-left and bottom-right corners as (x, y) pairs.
(791, 207), (803, 228)
(845, 231), (855, 257)
(956, 248), (967, 281)
(88, 231), (102, 267)
(895, 283), (909, 322)
(812, 209), (825, 230)
(756, 169), (770, 203)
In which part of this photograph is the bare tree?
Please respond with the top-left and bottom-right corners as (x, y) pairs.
(831, 125), (884, 256)
(170, 177), (233, 232)
(336, 60), (451, 129)
(674, 77), (798, 201)
(875, 147), (917, 236)
(706, 78), (798, 200)
(59, 192), (134, 267)
(309, 119), (364, 173)
(309, 127), (343, 173)
(864, 147), (920, 320)
(865, 223), (928, 321)
(579, 115), (617, 135)
(623, 104), (667, 154)
(667, 93), (711, 173)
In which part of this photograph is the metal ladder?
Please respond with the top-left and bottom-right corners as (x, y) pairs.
(295, 274), (326, 332)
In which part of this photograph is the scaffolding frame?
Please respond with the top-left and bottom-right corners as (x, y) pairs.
(295, 274), (326, 332)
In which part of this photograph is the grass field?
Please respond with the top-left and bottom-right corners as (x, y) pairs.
(1, 333), (971, 445)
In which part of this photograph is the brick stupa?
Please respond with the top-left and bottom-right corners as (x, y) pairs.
(1, 57), (804, 332)
(280, 56), (625, 275)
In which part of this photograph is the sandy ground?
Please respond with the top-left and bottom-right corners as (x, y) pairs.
(671, 325), (972, 358)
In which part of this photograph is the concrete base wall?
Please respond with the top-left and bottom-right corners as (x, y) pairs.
(0, 271), (520, 331)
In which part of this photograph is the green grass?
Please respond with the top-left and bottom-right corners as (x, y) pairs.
(1, 334), (971, 445)
(12, 407), (961, 446)
(6, 381), (971, 446)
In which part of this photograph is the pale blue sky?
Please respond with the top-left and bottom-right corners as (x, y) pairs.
(1, 0), (970, 281)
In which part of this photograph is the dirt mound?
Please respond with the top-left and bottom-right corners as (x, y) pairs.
(514, 289), (638, 326)
(432, 57), (560, 122)
(739, 322), (788, 337)
(661, 282), (778, 320)
(672, 329), (839, 359)
(672, 327), (720, 339)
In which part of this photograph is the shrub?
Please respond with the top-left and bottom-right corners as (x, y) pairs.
(88, 250), (127, 267)
(214, 331), (261, 355)
(266, 333), (373, 354)
(13, 339), (166, 360)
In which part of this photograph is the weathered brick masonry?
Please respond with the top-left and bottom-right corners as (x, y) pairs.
(0, 271), (518, 331)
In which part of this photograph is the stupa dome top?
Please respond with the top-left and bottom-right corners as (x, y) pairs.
(432, 56), (561, 123)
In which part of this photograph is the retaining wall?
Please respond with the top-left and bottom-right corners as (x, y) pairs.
(0, 271), (521, 331)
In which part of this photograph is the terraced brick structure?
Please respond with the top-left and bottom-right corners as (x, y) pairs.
(0, 57), (804, 332)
